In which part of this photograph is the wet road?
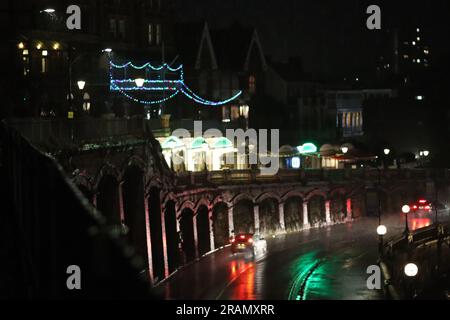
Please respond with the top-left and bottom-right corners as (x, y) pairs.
(155, 211), (449, 300)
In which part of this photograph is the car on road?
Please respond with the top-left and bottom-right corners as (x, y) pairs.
(411, 199), (432, 214)
(230, 233), (267, 256)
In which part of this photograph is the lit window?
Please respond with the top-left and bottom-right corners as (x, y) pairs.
(417, 28), (420, 33)
(417, 37), (420, 41)
(148, 24), (153, 44)
(22, 50), (29, 56)
(424, 49), (429, 55)
(41, 57), (48, 73)
(239, 105), (249, 119)
(412, 41), (416, 46)
(249, 75), (256, 93)
(403, 54), (409, 59)
(230, 105), (239, 121)
(156, 24), (162, 45)
(18, 42), (24, 49)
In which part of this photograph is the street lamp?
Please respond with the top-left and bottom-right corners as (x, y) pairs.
(135, 78), (145, 87)
(384, 148), (391, 156)
(40, 8), (56, 14)
(402, 205), (411, 235)
(102, 48), (113, 53)
(423, 150), (430, 157)
(77, 80), (86, 91)
(404, 263), (419, 299)
(377, 225), (387, 258)
(341, 146), (349, 154)
(404, 263), (418, 277)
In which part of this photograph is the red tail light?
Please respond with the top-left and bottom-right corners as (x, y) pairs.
(419, 199), (427, 204)
(425, 206), (431, 210)
(240, 235), (246, 239)
(413, 205), (418, 209)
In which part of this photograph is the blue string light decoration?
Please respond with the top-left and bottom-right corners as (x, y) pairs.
(109, 59), (242, 106)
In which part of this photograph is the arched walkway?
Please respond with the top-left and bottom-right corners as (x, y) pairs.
(179, 208), (196, 263)
(259, 198), (279, 235)
(284, 197), (303, 232)
(164, 200), (179, 274)
(148, 187), (164, 282)
(96, 175), (120, 224)
(212, 202), (229, 248)
(308, 195), (326, 225)
(330, 192), (346, 223)
(233, 199), (255, 234)
(122, 166), (148, 275)
(196, 205), (211, 257)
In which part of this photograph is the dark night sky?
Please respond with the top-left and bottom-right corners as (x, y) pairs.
(172, 0), (450, 78)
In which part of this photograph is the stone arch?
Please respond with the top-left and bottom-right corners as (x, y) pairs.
(196, 204), (211, 257)
(255, 191), (281, 205)
(122, 155), (147, 181)
(212, 202), (229, 248)
(283, 196), (303, 232)
(305, 188), (328, 202)
(178, 200), (196, 215)
(194, 197), (211, 213)
(281, 190), (305, 202)
(231, 193), (255, 206)
(94, 163), (120, 190)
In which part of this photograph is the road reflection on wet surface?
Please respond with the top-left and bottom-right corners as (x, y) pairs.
(155, 211), (449, 300)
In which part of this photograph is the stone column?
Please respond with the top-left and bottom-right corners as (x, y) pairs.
(278, 202), (286, 233)
(228, 205), (234, 238)
(192, 213), (199, 259)
(303, 201), (309, 227)
(325, 200), (332, 224)
(160, 204), (169, 278)
(346, 198), (353, 221)
(143, 196), (154, 285)
(208, 208), (215, 252)
(254, 204), (260, 235)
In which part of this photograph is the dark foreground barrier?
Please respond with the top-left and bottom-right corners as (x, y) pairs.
(0, 121), (153, 299)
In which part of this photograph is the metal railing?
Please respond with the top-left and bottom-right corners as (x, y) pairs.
(175, 168), (449, 187)
(0, 121), (153, 299)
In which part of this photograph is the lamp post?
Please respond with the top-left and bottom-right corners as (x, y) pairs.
(383, 148), (390, 169)
(404, 263), (419, 299)
(377, 225), (387, 258)
(402, 205), (410, 235)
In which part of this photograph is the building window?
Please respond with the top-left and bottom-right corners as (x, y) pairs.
(109, 18), (117, 39)
(118, 19), (126, 41)
(249, 75), (256, 93)
(222, 106), (230, 122)
(148, 24), (153, 44)
(230, 105), (240, 121)
(22, 50), (30, 76)
(239, 105), (249, 119)
(41, 50), (48, 73)
(156, 24), (162, 45)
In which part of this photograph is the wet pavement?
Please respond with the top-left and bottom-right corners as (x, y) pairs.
(155, 211), (450, 300)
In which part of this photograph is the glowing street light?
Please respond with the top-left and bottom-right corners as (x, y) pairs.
(423, 150), (430, 157)
(341, 146), (349, 154)
(40, 8), (56, 13)
(384, 148), (391, 156)
(102, 48), (113, 53)
(135, 78), (145, 87)
(402, 205), (411, 235)
(377, 225), (387, 236)
(77, 80), (86, 90)
(404, 263), (418, 277)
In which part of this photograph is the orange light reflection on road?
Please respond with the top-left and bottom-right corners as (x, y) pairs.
(410, 217), (432, 231)
(229, 259), (255, 300)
